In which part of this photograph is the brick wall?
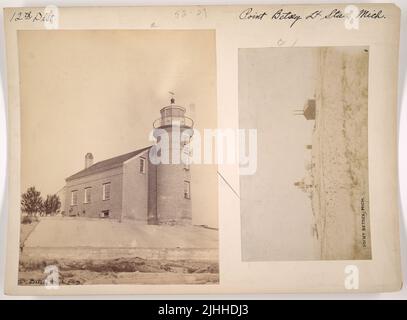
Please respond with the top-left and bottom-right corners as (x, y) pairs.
(122, 150), (149, 223)
(64, 166), (123, 220)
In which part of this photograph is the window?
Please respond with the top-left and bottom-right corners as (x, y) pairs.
(184, 181), (191, 199)
(71, 190), (78, 206)
(182, 142), (190, 170)
(84, 187), (91, 203)
(139, 157), (146, 174)
(100, 210), (109, 218)
(182, 143), (190, 155)
(164, 109), (172, 125)
(165, 108), (172, 118)
(102, 183), (111, 201)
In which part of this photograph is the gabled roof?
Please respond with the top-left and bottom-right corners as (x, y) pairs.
(66, 146), (151, 182)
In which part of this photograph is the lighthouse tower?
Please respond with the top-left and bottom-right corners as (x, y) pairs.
(152, 98), (194, 225)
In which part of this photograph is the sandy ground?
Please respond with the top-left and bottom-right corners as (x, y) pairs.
(19, 217), (219, 285)
(24, 217), (218, 248)
(19, 270), (219, 285)
(310, 47), (370, 260)
(19, 256), (219, 285)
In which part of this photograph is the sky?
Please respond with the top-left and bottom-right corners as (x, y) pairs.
(239, 47), (318, 260)
(18, 30), (218, 227)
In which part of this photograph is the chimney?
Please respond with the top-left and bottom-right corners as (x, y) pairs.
(85, 153), (94, 169)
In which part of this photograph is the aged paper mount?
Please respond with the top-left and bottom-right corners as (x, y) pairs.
(3, 4), (402, 294)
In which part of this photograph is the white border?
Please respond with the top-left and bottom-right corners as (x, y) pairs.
(0, 0), (405, 299)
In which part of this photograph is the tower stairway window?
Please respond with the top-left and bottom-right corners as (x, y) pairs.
(139, 157), (146, 174)
(184, 181), (191, 199)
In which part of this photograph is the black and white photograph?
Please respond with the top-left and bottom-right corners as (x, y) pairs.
(239, 47), (371, 261)
(16, 30), (219, 285)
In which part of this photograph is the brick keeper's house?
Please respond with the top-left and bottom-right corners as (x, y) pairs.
(62, 98), (194, 225)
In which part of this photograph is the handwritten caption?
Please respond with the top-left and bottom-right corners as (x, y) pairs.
(8, 6), (386, 30)
(9, 9), (56, 24)
(239, 7), (386, 28)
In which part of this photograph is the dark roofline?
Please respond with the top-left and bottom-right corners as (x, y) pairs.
(66, 146), (152, 182)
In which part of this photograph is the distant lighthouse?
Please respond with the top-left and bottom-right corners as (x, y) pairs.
(152, 97), (194, 225)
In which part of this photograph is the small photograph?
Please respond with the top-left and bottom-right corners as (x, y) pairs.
(239, 46), (371, 261)
(18, 30), (218, 285)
